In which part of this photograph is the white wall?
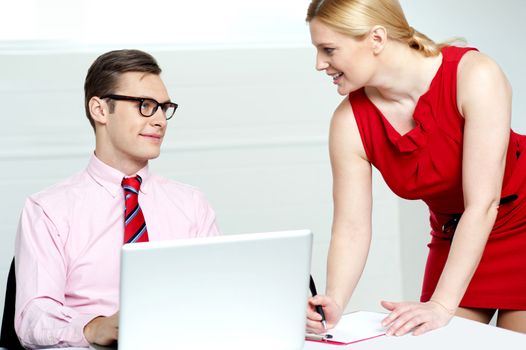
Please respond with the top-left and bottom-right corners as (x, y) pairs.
(2, 0), (526, 325)
(0, 47), (402, 323)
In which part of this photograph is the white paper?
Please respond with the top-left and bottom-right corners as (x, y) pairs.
(324, 311), (386, 344)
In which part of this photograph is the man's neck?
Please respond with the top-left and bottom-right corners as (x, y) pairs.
(93, 150), (148, 176)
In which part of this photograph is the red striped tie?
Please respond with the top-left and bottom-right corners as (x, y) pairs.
(121, 175), (149, 244)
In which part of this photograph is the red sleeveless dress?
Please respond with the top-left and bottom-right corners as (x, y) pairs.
(350, 46), (526, 309)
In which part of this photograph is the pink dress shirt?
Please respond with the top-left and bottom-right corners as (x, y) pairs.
(14, 155), (220, 348)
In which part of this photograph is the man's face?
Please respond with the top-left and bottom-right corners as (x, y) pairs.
(99, 72), (170, 169)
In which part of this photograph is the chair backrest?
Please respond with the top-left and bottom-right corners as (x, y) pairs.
(0, 258), (24, 350)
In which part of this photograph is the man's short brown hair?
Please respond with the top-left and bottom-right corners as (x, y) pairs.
(84, 49), (162, 131)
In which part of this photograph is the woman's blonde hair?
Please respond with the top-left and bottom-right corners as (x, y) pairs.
(306, 0), (452, 57)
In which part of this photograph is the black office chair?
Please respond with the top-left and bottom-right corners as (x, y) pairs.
(0, 258), (24, 349)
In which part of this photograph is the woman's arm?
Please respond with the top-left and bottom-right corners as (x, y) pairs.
(382, 50), (512, 336)
(431, 50), (511, 311)
(307, 98), (373, 332)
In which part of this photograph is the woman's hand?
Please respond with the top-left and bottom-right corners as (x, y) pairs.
(381, 300), (455, 336)
(306, 294), (343, 333)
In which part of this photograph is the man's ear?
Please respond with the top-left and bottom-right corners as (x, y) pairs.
(369, 25), (388, 54)
(89, 96), (110, 125)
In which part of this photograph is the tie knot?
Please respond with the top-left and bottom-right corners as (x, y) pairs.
(121, 175), (142, 194)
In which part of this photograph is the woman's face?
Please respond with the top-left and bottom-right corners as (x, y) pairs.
(309, 18), (376, 96)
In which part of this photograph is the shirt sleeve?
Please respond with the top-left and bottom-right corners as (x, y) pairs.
(192, 190), (221, 237)
(14, 198), (98, 348)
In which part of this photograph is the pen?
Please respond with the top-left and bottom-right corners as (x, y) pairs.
(309, 275), (327, 329)
(305, 333), (333, 341)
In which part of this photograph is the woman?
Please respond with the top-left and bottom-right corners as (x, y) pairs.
(306, 0), (526, 336)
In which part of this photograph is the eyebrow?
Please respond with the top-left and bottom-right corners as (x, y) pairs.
(135, 96), (174, 105)
(312, 42), (335, 47)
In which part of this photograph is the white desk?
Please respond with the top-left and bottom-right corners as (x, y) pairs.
(303, 315), (526, 349)
(36, 313), (526, 350)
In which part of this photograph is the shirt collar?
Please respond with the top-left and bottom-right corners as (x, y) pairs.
(86, 153), (151, 197)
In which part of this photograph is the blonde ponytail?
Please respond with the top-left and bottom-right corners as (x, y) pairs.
(408, 27), (443, 57)
(307, 0), (460, 57)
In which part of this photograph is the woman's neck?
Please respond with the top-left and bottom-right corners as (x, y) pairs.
(367, 41), (443, 104)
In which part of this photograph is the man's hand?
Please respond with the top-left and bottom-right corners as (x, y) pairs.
(84, 312), (119, 346)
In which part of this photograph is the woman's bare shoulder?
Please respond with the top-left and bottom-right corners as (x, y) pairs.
(457, 50), (511, 116)
(330, 96), (368, 161)
(457, 50), (508, 86)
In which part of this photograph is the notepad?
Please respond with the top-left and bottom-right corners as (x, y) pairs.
(306, 311), (386, 345)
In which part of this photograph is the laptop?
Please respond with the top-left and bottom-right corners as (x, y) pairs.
(117, 229), (313, 350)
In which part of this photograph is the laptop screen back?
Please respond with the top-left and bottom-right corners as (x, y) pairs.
(118, 229), (312, 350)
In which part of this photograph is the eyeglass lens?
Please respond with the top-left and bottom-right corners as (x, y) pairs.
(139, 99), (176, 119)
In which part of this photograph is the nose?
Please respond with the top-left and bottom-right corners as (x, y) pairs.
(149, 107), (167, 128)
(315, 52), (329, 71)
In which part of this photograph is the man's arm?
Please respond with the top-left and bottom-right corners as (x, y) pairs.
(193, 190), (221, 237)
(15, 198), (99, 348)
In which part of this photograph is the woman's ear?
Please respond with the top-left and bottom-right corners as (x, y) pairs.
(369, 25), (388, 54)
(89, 96), (110, 126)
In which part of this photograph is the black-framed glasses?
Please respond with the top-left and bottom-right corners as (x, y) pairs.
(101, 94), (178, 120)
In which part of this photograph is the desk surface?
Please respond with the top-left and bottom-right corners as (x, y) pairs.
(32, 312), (526, 350)
(303, 315), (526, 349)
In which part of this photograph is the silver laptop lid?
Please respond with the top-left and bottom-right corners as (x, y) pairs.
(119, 229), (313, 350)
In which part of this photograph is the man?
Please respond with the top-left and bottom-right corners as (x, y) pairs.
(14, 49), (220, 348)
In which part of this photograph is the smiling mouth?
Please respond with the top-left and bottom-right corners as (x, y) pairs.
(332, 72), (343, 82)
(140, 134), (162, 140)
